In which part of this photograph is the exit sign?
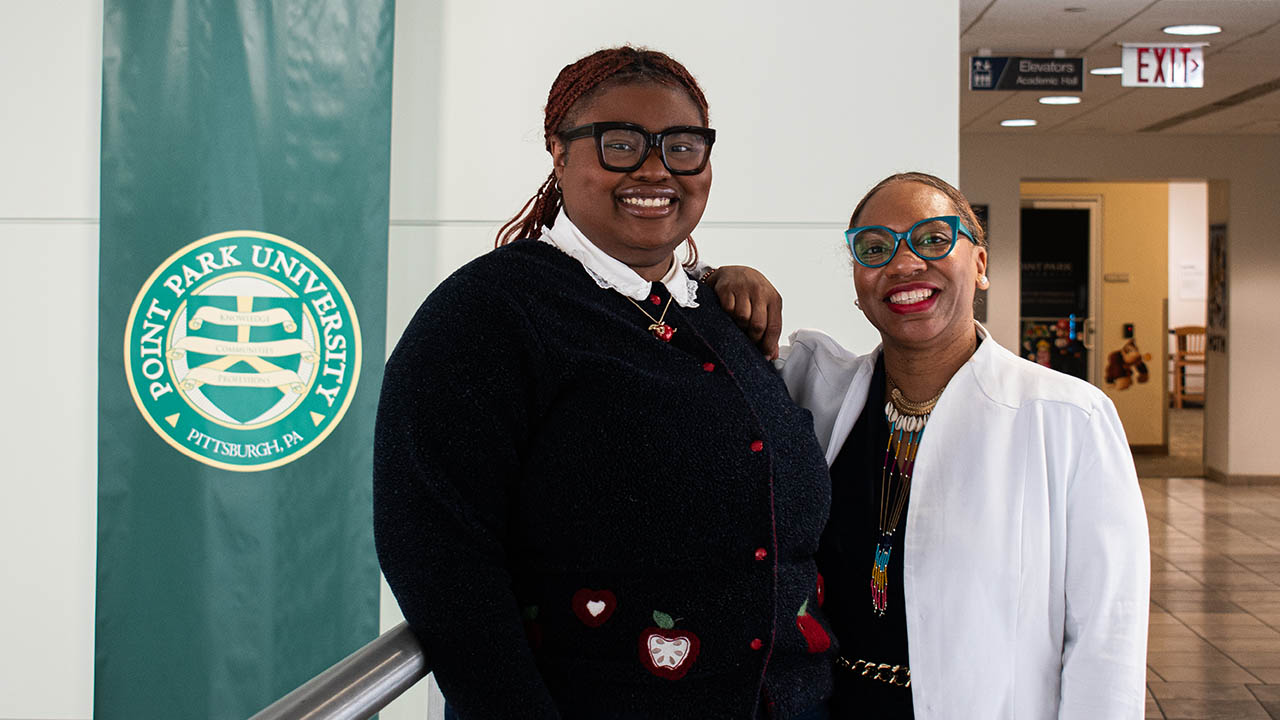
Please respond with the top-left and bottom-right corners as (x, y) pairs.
(1121, 43), (1205, 88)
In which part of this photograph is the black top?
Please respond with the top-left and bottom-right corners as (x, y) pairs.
(373, 240), (835, 719)
(819, 353), (914, 718)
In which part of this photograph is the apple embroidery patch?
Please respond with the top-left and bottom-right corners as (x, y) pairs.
(639, 610), (701, 680)
(572, 588), (617, 628)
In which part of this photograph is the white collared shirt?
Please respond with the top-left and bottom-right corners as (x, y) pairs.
(538, 209), (701, 308)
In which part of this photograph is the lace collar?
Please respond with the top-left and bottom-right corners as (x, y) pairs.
(538, 209), (700, 308)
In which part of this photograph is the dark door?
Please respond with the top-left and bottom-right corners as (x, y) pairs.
(1020, 207), (1090, 381)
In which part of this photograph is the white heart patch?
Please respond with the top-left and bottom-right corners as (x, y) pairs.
(587, 600), (607, 617)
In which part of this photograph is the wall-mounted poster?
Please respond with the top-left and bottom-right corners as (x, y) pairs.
(1020, 208), (1089, 318)
(1207, 223), (1227, 352)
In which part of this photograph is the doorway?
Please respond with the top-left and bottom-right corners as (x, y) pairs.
(1018, 197), (1102, 386)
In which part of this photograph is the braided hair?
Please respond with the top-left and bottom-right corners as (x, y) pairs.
(495, 46), (710, 267)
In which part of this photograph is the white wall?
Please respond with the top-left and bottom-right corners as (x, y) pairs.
(381, 1), (960, 717)
(1168, 182), (1209, 331)
(962, 133), (1280, 479)
(0, 1), (102, 718)
(0, 1), (959, 717)
(388, 0), (962, 358)
(1167, 182), (1208, 394)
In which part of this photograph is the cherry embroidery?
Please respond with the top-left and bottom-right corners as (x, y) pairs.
(639, 610), (701, 680)
(816, 572), (825, 607)
(571, 588), (617, 628)
(796, 599), (830, 654)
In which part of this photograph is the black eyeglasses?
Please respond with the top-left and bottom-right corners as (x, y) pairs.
(558, 122), (716, 175)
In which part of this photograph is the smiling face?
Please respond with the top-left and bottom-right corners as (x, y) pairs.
(851, 181), (988, 352)
(549, 82), (711, 272)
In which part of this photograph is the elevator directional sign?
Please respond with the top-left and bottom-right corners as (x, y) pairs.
(1121, 43), (1205, 88)
(970, 56), (1084, 91)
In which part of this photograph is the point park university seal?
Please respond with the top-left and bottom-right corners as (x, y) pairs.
(125, 230), (361, 472)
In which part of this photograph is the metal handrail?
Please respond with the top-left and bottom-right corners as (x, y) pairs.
(250, 622), (429, 720)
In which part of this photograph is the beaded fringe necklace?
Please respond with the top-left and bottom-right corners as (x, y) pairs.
(871, 375), (944, 616)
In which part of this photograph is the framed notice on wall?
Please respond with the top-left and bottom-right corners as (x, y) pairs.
(1207, 223), (1227, 352)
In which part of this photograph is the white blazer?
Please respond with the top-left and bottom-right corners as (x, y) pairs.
(780, 325), (1150, 720)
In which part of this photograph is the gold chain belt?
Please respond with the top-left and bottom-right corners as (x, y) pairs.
(835, 655), (911, 687)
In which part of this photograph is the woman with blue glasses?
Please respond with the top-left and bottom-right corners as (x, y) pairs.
(712, 172), (1150, 718)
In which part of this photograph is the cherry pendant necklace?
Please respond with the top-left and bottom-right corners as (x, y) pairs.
(627, 294), (676, 342)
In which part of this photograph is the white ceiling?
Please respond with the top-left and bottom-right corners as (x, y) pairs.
(960, 0), (1280, 134)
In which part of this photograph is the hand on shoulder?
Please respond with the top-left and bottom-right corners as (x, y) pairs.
(706, 265), (783, 361)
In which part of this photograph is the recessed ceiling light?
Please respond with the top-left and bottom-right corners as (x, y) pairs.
(1090, 66), (1123, 76)
(1162, 24), (1221, 36)
(1064, 6), (1088, 12)
(1039, 96), (1082, 105)
(1001, 119), (1038, 127)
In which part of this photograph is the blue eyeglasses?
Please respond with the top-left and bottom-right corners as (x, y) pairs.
(845, 215), (977, 268)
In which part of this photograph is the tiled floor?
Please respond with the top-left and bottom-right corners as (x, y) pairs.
(1142, 476), (1280, 718)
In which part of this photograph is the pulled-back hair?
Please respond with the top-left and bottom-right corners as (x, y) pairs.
(847, 172), (987, 247)
(495, 46), (710, 266)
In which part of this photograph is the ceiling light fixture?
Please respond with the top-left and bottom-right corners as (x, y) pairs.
(1001, 119), (1038, 127)
(1162, 24), (1221, 36)
(1039, 96), (1082, 105)
(1090, 66), (1123, 75)
(1064, 7), (1088, 12)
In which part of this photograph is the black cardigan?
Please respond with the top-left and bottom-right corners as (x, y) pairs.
(374, 240), (833, 719)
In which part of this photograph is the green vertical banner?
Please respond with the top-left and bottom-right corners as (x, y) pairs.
(96, 2), (393, 717)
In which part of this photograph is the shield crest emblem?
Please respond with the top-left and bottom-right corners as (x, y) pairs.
(169, 278), (318, 428)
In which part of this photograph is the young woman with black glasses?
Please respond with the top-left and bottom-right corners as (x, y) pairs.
(374, 46), (835, 720)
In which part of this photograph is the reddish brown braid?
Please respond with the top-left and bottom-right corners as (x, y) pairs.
(495, 46), (710, 267)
